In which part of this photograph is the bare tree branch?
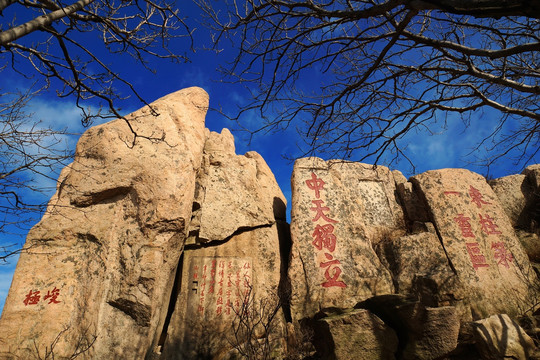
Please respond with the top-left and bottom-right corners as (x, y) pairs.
(0, 0), (96, 45)
(199, 0), (540, 170)
(0, 0), (192, 252)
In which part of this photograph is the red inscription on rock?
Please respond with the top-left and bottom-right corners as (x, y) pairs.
(479, 214), (502, 235)
(320, 253), (347, 288)
(305, 172), (346, 288)
(23, 287), (61, 306)
(23, 290), (40, 306)
(306, 172), (325, 199)
(469, 186), (491, 208)
(454, 214), (475, 238)
(491, 242), (513, 268)
(191, 257), (251, 318)
(312, 224), (337, 252)
(466, 242), (489, 270)
(310, 199), (338, 223)
(44, 287), (61, 304)
(444, 191), (461, 196)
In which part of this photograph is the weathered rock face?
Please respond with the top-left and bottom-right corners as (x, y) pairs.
(489, 174), (531, 228)
(410, 169), (536, 320)
(0, 88), (288, 360)
(289, 158), (405, 320)
(0, 87), (209, 359)
(473, 314), (536, 360)
(190, 129), (286, 244)
(158, 129), (287, 359)
(376, 232), (461, 305)
(489, 166), (540, 264)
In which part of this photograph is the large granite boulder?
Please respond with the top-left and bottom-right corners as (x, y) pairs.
(410, 169), (537, 320)
(0, 88), (290, 360)
(473, 313), (537, 360)
(158, 129), (288, 359)
(357, 295), (460, 360)
(289, 158), (405, 320)
(311, 309), (398, 360)
(0, 87), (209, 359)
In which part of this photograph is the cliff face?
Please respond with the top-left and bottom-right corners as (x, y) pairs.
(0, 87), (538, 359)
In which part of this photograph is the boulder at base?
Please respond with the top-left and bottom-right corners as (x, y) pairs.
(473, 313), (536, 360)
(311, 309), (398, 360)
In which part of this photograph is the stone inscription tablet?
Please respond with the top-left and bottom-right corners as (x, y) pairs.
(187, 256), (252, 319)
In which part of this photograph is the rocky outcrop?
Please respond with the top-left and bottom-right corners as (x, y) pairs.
(289, 159), (539, 359)
(158, 129), (287, 359)
(0, 88), (288, 360)
(1, 88), (539, 359)
(0, 87), (209, 359)
(288, 158), (405, 320)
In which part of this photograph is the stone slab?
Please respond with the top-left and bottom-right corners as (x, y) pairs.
(289, 158), (404, 320)
(411, 169), (537, 319)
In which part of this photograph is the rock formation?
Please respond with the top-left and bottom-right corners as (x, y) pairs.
(0, 88), (539, 359)
(0, 88), (287, 359)
(289, 158), (404, 319)
(288, 158), (539, 360)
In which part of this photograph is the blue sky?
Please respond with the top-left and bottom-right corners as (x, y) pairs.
(1, 3), (539, 313)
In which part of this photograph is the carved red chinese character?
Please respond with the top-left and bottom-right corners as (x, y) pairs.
(469, 186), (491, 208)
(491, 242), (513, 268)
(310, 200), (338, 223)
(466, 242), (489, 270)
(44, 287), (61, 304)
(312, 224), (337, 252)
(444, 191), (461, 196)
(319, 253), (347, 288)
(479, 214), (502, 235)
(23, 290), (40, 306)
(454, 214), (475, 238)
(306, 172), (325, 199)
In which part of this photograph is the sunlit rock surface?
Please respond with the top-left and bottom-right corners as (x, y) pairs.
(288, 158), (404, 320)
(0, 87), (539, 359)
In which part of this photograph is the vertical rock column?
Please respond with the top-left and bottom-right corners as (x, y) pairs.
(288, 158), (406, 320)
(0, 87), (209, 359)
(411, 169), (537, 319)
(159, 129), (288, 359)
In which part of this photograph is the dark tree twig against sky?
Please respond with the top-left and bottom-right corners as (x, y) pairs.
(199, 0), (540, 170)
